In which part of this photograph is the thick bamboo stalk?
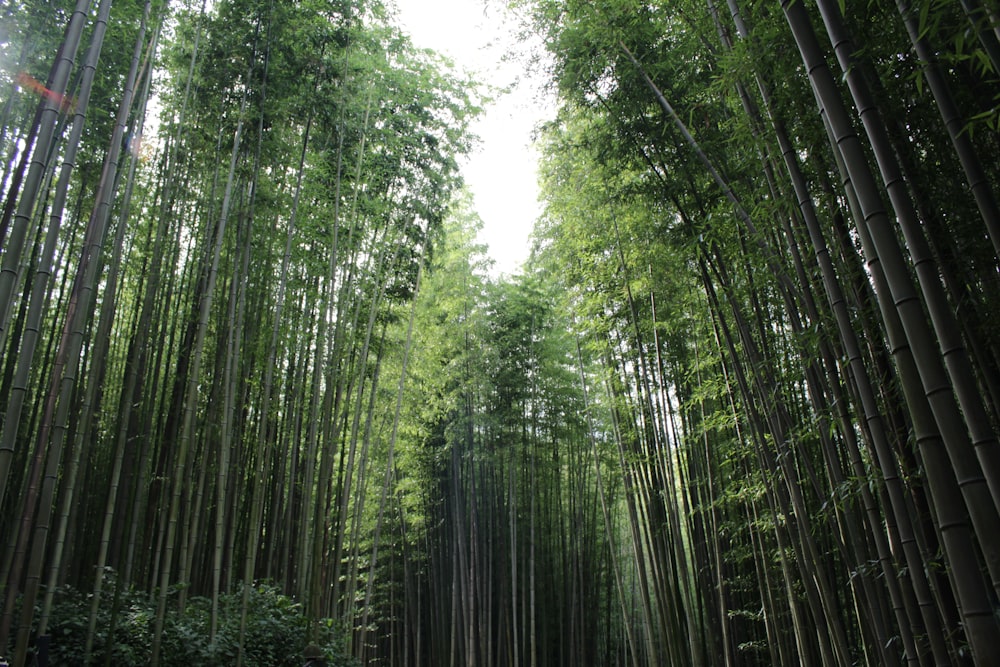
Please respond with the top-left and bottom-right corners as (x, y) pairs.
(0, 0), (89, 514)
(4, 5), (149, 662)
(781, 0), (1000, 657)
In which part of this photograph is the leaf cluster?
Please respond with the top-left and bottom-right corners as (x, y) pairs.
(22, 578), (357, 667)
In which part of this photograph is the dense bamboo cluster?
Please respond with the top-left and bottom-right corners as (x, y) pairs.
(2, 0), (1000, 665)
(528, 0), (1000, 664)
(0, 0), (478, 664)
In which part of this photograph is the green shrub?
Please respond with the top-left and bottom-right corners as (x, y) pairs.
(26, 577), (356, 667)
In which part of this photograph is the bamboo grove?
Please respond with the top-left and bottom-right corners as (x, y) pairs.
(0, 0), (481, 663)
(2, 0), (1000, 666)
(524, 0), (1000, 664)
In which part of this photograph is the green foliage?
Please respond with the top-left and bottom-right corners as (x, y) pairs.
(32, 579), (357, 667)
(4, 0), (999, 662)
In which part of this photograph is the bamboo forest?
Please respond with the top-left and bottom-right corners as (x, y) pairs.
(2, 0), (1000, 664)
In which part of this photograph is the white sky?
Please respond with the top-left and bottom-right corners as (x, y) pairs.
(393, 0), (552, 277)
